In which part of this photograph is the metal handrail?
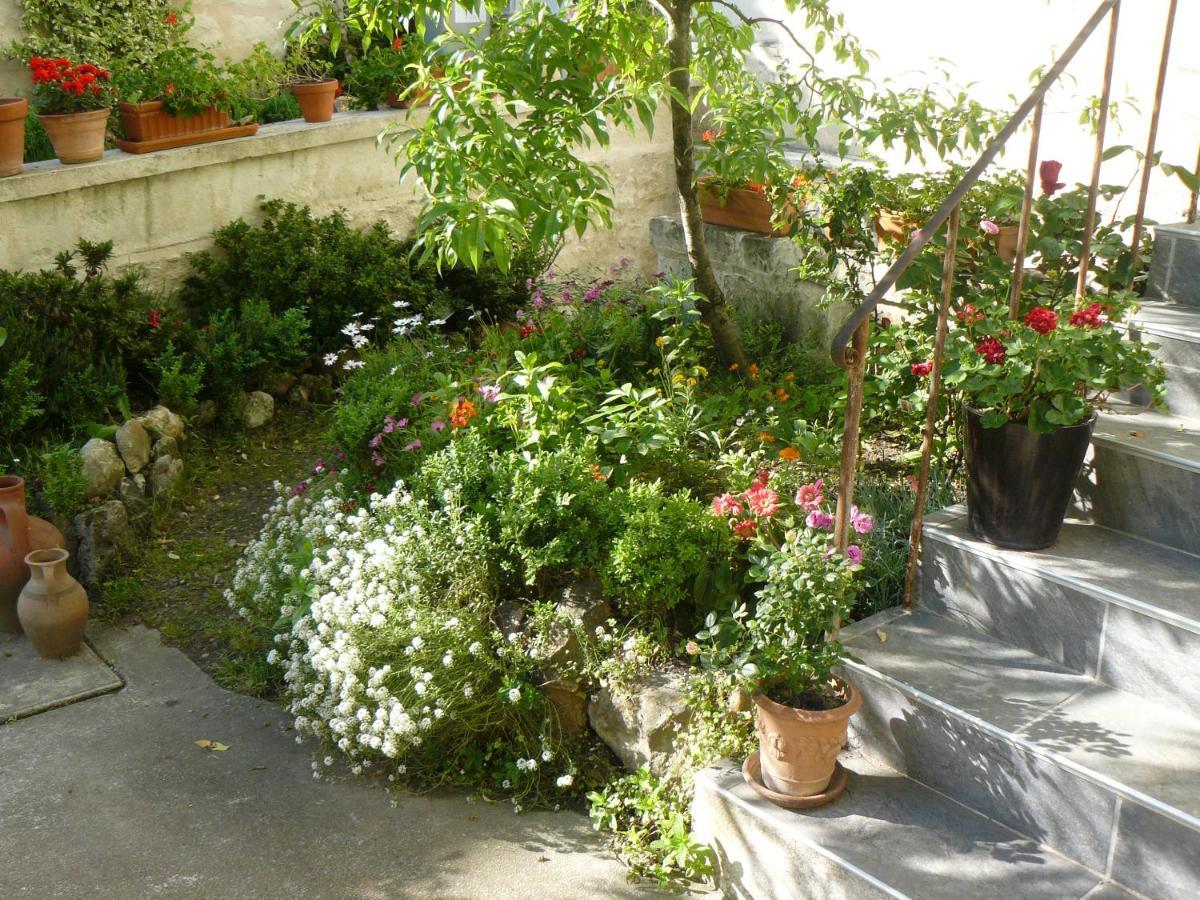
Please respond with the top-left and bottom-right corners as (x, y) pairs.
(829, 0), (1120, 370)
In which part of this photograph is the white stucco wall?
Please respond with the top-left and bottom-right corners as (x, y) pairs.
(745, 0), (1200, 225)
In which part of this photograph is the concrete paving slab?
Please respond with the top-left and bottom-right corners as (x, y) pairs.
(0, 631), (123, 721)
(0, 625), (665, 900)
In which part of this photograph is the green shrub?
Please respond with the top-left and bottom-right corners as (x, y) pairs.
(601, 481), (728, 624)
(0, 240), (158, 441)
(35, 442), (86, 517)
(0, 354), (44, 451)
(151, 341), (205, 415)
(198, 300), (309, 411)
(23, 111), (55, 163)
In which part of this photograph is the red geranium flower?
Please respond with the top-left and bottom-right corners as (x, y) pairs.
(166, 12), (179, 26)
(910, 360), (934, 378)
(1069, 302), (1105, 329)
(975, 336), (1007, 365)
(956, 303), (983, 325)
(1024, 306), (1058, 335)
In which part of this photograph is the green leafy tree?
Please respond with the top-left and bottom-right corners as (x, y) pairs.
(287, 0), (1001, 367)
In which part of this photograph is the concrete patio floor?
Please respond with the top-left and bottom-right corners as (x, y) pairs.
(0, 626), (665, 899)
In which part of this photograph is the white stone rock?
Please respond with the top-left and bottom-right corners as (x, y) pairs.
(241, 391), (275, 429)
(152, 436), (180, 461)
(79, 439), (125, 499)
(115, 420), (151, 474)
(138, 406), (185, 441)
(588, 667), (693, 773)
(148, 455), (184, 496)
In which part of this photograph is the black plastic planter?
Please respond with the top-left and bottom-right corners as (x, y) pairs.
(964, 406), (1096, 551)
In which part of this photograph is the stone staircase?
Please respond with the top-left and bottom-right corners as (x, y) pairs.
(693, 227), (1200, 900)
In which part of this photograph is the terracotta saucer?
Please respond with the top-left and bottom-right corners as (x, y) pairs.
(742, 751), (849, 809)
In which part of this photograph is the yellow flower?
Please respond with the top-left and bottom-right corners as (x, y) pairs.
(779, 447), (801, 460)
(696, 365), (708, 377)
(655, 336), (670, 347)
(687, 377), (698, 387)
(672, 373), (685, 384)
(758, 431), (777, 444)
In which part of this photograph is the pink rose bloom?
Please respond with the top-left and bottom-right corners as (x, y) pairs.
(806, 510), (835, 531)
(711, 493), (743, 518)
(743, 484), (780, 518)
(1040, 160), (1065, 196)
(979, 219), (1000, 236)
(795, 479), (824, 511)
(846, 545), (864, 565)
(850, 505), (874, 535)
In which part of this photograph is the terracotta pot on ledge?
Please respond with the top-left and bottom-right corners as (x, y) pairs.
(290, 79), (339, 123)
(118, 100), (229, 142)
(0, 97), (28, 176)
(698, 176), (794, 237)
(37, 107), (109, 164)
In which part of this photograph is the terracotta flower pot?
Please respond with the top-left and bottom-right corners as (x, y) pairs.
(290, 79), (339, 123)
(37, 107), (109, 164)
(752, 680), (861, 799)
(118, 100), (229, 142)
(698, 177), (794, 237)
(18, 548), (88, 659)
(994, 225), (1021, 264)
(0, 97), (28, 177)
(874, 208), (918, 244)
(0, 475), (66, 633)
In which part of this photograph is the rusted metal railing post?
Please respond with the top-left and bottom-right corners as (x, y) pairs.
(903, 206), (961, 609)
(1010, 100), (1044, 318)
(834, 318), (871, 556)
(1129, 0), (1179, 279)
(1077, 0), (1121, 302)
(1187, 144), (1200, 225)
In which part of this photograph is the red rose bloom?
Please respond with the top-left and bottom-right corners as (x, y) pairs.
(975, 336), (1007, 365)
(1023, 306), (1058, 335)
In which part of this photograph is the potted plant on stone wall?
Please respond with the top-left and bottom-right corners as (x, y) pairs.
(693, 126), (800, 237)
(345, 37), (431, 110)
(28, 56), (114, 164)
(943, 286), (1164, 550)
(114, 43), (233, 146)
(0, 96), (27, 176)
(287, 48), (338, 123)
(697, 473), (870, 808)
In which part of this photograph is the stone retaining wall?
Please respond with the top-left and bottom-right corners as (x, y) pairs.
(1, 108), (676, 287)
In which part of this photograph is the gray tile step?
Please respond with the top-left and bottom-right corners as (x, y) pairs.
(1077, 404), (1200, 556)
(841, 609), (1200, 900)
(693, 751), (1128, 900)
(919, 506), (1200, 716)
(1127, 301), (1200, 419)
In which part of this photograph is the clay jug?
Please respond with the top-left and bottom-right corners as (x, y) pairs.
(18, 548), (88, 659)
(0, 475), (66, 632)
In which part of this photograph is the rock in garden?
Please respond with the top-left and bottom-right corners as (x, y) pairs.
(541, 676), (589, 738)
(496, 601), (528, 641)
(192, 399), (218, 428)
(263, 372), (297, 398)
(539, 577), (613, 670)
(138, 405), (185, 441)
(148, 455), (184, 496)
(115, 420), (151, 474)
(286, 383), (311, 406)
(119, 476), (149, 522)
(588, 667), (693, 773)
(241, 391), (275, 429)
(299, 373), (335, 403)
(72, 500), (131, 590)
(79, 438), (125, 499)
(152, 436), (180, 461)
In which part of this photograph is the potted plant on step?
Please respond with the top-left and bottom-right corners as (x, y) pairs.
(697, 473), (871, 808)
(943, 287), (1165, 550)
(28, 56), (114, 164)
(287, 49), (338, 123)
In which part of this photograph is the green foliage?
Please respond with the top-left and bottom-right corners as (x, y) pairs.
(113, 41), (227, 117)
(35, 442), (87, 517)
(8, 0), (179, 71)
(0, 355), (43, 449)
(23, 110), (55, 163)
(198, 300), (309, 411)
(344, 40), (424, 109)
(602, 481), (728, 623)
(151, 341), (205, 415)
(0, 240), (158, 441)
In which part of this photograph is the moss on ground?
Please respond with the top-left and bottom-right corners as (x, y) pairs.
(96, 403), (330, 698)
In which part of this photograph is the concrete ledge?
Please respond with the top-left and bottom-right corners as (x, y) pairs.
(0, 110), (425, 205)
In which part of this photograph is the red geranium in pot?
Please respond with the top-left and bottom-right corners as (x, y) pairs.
(28, 56), (114, 164)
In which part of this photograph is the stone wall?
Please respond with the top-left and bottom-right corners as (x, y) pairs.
(0, 107), (676, 287)
(649, 215), (842, 343)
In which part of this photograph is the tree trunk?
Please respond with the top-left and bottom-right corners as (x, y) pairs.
(666, 1), (749, 371)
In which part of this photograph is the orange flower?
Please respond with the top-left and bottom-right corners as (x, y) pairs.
(748, 363), (759, 377)
(728, 363), (739, 371)
(164, 82), (176, 95)
(701, 128), (723, 143)
(449, 398), (478, 428)
(784, 373), (795, 382)
(392, 36), (404, 51)
(166, 12), (178, 26)
(747, 181), (766, 194)
(589, 463), (606, 481)
(758, 431), (777, 444)
(775, 388), (789, 402)
(778, 447), (801, 461)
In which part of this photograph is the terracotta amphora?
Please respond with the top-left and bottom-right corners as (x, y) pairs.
(753, 679), (861, 798)
(0, 475), (67, 632)
(18, 548), (88, 659)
